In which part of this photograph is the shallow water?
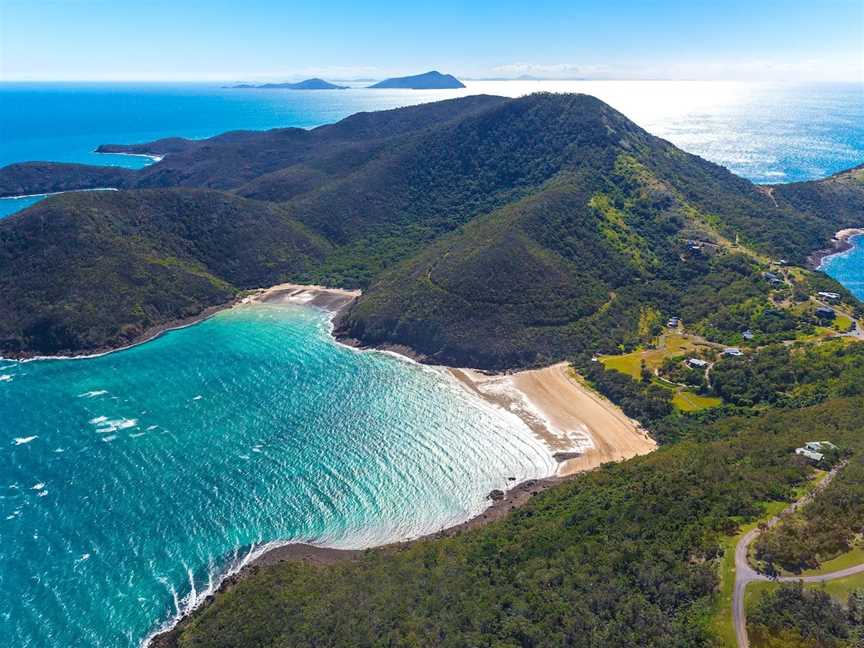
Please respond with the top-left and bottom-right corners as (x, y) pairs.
(0, 304), (554, 647)
(822, 235), (864, 301)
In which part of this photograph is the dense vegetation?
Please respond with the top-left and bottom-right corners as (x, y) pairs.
(0, 93), (860, 360)
(754, 456), (864, 574)
(158, 399), (864, 648)
(0, 189), (330, 354)
(1, 92), (862, 646)
(0, 162), (135, 197)
(711, 340), (864, 407)
(748, 583), (864, 648)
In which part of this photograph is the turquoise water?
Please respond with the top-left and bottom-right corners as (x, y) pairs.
(822, 235), (864, 300)
(2, 80), (864, 647)
(0, 196), (43, 219)
(1, 303), (553, 647)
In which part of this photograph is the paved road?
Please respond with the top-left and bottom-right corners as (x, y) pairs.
(733, 464), (857, 648)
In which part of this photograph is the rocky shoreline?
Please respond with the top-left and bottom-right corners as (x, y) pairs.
(3, 282), (360, 362)
(2, 300), (238, 362)
(147, 475), (565, 648)
(808, 227), (864, 270)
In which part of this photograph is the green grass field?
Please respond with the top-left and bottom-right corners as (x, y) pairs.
(834, 314), (854, 333)
(673, 390), (723, 412)
(598, 351), (643, 379)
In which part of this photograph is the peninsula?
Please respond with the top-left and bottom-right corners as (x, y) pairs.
(1, 95), (863, 648)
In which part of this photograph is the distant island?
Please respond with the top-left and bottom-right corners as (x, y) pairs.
(228, 78), (347, 90)
(2, 93), (864, 648)
(368, 70), (465, 89)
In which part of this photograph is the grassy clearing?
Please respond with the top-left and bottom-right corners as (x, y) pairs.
(598, 352), (642, 379)
(599, 333), (715, 379)
(834, 314), (854, 333)
(673, 390), (723, 412)
(802, 545), (864, 576)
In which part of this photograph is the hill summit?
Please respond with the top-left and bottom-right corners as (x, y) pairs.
(369, 70), (465, 89)
(0, 93), (859, 362)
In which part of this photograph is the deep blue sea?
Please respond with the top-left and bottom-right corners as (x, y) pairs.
(1, 80), (863, 647)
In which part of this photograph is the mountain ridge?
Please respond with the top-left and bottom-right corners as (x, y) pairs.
(0, 93), (860, 361)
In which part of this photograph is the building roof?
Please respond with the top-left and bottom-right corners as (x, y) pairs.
(795, 447), (824, 462)
(805, 441), (837, 451)
(686, 358), (709, 367)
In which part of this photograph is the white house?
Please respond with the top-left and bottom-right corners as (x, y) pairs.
(805, 441), (837, 452)
(723, 347), (744, 357)
(795, 447), (824, 462)
(686, 358), (709, 369)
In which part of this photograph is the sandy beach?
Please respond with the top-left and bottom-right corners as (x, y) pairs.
(246, 282), (361, 311)
(148, 363), (655, 648)
(451, 362), (656, 475)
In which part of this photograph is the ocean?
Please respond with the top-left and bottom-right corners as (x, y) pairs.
(1, 80), (863, 647)
(1, 304), (554, 647)
(821, 235), (864, 300)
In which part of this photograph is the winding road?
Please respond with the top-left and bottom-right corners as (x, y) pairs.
(732, 463), (864, 647)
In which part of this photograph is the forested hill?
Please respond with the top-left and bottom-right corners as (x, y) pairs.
(0, 93), (861, 359)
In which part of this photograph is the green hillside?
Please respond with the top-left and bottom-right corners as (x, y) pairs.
(0, 189), (330, 355)
(159, 399), (864, 648)
(1, 93), (860, 360)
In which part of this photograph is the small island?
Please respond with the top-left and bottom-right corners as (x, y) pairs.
(368, 70), (465, 89)
(228, 78), (347, 90)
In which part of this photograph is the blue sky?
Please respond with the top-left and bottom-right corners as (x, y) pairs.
(1, 0), (861, 81)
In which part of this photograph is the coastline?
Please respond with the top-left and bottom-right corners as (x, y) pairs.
(94, 150), (166, 163)
(7, 279), (655, 648)
(809, 227), (864, 270)
(450, 363), (656, 476)
(144, 287), (655, 648)
(2, 282), (359, 363)
(0, 186), (120, 201)
(147, 475), (566, 648)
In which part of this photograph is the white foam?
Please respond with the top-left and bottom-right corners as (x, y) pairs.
(287, 290), (316, 303)
(78, 390), (108, 398)
(13, 436), (37, 445)
(102, 435), (117, 442)
(37, 490), (48, 497)
(31, 483), (45, 491)
(0, 374), (12, 383)
(92, 417), (138, 433)
(76, 553), (90, 563)
(140, 540), (291, 648)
